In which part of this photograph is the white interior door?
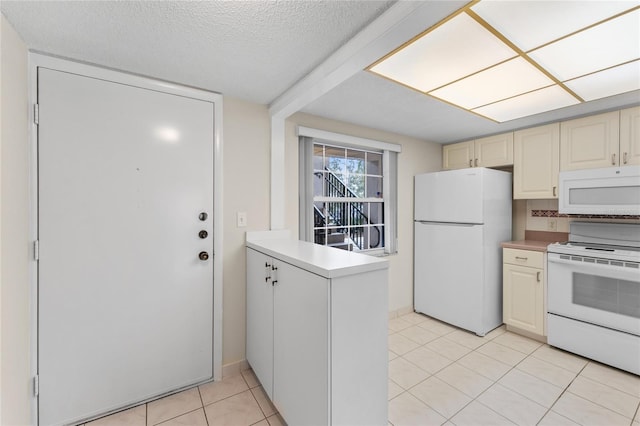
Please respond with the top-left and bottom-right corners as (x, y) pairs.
(38, 68), (214, 425)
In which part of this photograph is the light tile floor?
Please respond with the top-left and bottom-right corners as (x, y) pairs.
(83, 312), (640, 426)
(83, 369), (285, 426)
(388, 312), (640, 426)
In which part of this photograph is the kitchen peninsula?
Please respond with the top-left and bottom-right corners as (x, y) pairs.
(245, 231), (389, 425)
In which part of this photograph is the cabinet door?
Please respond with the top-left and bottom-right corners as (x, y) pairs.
(514, 123), (560, 199)
(620, 106), (640, 166)
(503, 264), (544, 336)
(442, 140), (473, 170)
(273, 261), (329, 425)
(475, 132), (514, 168)
(560, 111), (620, 170)
(246, 248), (274, 398)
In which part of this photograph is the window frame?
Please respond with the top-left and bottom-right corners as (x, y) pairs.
(298, 127), (400, 255)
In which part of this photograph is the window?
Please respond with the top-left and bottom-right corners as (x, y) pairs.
(299, 127), (400, 255)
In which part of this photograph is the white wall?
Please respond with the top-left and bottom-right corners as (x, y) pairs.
(285, 112), (441, 313)
(0, 14), (31, 426)
(221, 98), (270, 366)
(0, 20), (443, 393)
(219, 107), (442, 366)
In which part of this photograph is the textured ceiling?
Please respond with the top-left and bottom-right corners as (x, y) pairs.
(1, 0), (394, 104)
(2, 0), (639, 144)
(302, 71), (640, 144)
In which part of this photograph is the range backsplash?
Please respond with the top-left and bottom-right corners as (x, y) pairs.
(525, 200), (640, 233)
(531, 209), (640, 220)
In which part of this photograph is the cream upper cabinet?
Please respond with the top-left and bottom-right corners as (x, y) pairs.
(560, 111), (620, 171)
(514, 123), (560, 199)
(620, 106), (640, 166)
(442, 140), (473, 170)
(475, 133), (514, 168)
(442, 133), (513, 170)
(503, 248), (546, 337)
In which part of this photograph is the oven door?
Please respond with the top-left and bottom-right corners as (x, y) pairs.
(548, 252), (640, 336)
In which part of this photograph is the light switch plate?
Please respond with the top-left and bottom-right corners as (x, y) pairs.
(237, 212), (247, 227)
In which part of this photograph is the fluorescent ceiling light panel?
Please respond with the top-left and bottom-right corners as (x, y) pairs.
(529, 9), (640, 81)
(430, 57), (555, 109)
(368, 1), (639, 123)
(565, 60), (640, 101)
(471, 1), (637, 52)
(370, 12), (516, 92)
(473, 85), (580, 122)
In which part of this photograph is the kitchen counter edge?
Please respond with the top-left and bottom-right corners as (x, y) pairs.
(246, 238), (389, 279)
(501, 240), (554, 252)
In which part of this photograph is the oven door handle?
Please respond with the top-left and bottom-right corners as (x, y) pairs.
(548, 255), (639, 277)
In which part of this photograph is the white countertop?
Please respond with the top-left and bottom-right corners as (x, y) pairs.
(246, 236), (389, 279)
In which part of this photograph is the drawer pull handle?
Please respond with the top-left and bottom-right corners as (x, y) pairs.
(612, 153), (616, 165)
(536, 271), (541, 282)
(515, 256), (528, 261)
(474, 158), (478, 167)
(623, 152), (628, 164)
(553, 186), (557, 197)
(469, 159), (472, 167)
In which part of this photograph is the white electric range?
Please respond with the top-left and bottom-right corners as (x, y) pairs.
(547, 222), (640, 375)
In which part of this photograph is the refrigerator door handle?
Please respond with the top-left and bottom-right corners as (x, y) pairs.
(415, 221), (481, 227)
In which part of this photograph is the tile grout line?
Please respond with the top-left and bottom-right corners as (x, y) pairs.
(563, 363), (640, 423)
(396, 323), (513, 423)
(578, 365), (640, 399)
(197, 386), (210, 426)
(538, 361), (590, 425)
(451, 344), (558, 425)
(242, 370), (271, 422)
(200, 376), (253, 409)
(153, 407), (204, 426)
(396, 314), (640, 426)
(441, 350), (523, 424)
(398, 317), (560, 424)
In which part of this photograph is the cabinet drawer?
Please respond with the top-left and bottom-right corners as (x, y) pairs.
(503, 248), (544, 268)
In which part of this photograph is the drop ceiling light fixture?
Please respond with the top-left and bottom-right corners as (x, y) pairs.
(368, 1), (640, 122)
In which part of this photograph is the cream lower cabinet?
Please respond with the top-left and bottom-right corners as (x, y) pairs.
(503, 248), (546, 337)
(513, 123), (559, 199)
(246, 243), (388, 426)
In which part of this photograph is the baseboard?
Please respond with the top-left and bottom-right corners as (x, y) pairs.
(222, 359), (250, 378)
(388, 305), (414, 320)
(506, 324), (547, 343)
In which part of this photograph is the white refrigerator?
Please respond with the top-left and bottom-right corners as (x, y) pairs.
(414, 168), (512, 336)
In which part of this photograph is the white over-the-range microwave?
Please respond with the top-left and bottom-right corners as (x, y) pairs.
(558, 165), (640, 216)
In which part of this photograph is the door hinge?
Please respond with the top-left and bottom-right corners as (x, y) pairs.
(34, 240), (39, 261)
(34, 104), (39, 125)
(33, 375), (39, 397)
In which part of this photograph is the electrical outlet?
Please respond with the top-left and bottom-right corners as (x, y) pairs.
(237, 212), (247, 227)
(547, 218), (557, 231)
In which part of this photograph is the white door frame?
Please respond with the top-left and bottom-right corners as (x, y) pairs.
(27, 52), (224, 424)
